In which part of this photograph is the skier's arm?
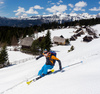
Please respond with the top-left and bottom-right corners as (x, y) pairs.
(51, 56), (62, 70)
(57, 60), (62, 70)
(36, 52), (47, 60)
(36, 54), (43, 60)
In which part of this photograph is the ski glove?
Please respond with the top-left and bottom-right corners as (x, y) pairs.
(36, 57), (39, 60)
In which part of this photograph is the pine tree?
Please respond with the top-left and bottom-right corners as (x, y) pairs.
(0, 45), (8, 66)
(31, 39), (40, 55)
(40, 37), (45, 53)
(44, 30), (52, 51)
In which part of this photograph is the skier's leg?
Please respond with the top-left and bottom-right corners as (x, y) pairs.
(43, 65), (53, 75)
(38, 64), (45, 76)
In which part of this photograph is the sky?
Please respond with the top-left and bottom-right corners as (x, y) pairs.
(0, 0), (100, 18)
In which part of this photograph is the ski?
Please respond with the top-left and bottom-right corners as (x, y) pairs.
(26, 61), (83, 85)
(26, 69), (55, 85)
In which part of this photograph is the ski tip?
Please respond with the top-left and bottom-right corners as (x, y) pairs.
(26, 80), (33, 85)
(51, 69), (55, 72)
(26, 81), (31, 85)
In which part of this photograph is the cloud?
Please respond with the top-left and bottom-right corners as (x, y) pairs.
(0, 1), (4, 4)
(46, 5), (67, 13)
(68, 4), (74, 8)
(0, 1), (4, 9)
(73, 1), (87, 11)
(74, 7), (85, 11)
(14, 7), (26, 17)
(26, 7), (38, 14)
(75, 1), (87, 7)
(48, 1), (51, 3)
(89, 7), (100, 11)
(15, 12), (22, 17)
(14, 6), (25, 13)
(47, 1), (55, 5)
(15, 13), (28, 18)
(47, 0), (63, 5)
(59, 0), (63, 3)
(14, 6), (39, 17)
(51, 3), (55, 5)
(89, 1), (100, 11)
(43, 12), (46, 14)
(22, 14), (27, 17)
(14, 5), (44, 17)
(33, 5), (44, 9)
(57, 0), (63, 5)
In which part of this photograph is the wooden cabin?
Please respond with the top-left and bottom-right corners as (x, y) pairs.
(20, 37), (33, 49)
(53, 36), (65, 45)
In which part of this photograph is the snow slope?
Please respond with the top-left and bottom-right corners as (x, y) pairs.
(0, 24), (100, 94)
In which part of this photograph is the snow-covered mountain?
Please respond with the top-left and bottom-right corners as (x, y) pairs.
(96, 13), (100, 18)
(30, 13), (96, 23)
(0, 24), (100, 94)
(0, 13), (98, 27)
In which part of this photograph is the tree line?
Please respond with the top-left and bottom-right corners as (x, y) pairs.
(63, 18), (100, 27)
(0, 17), (100, 46)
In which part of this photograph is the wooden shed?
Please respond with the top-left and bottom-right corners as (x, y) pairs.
(20, 37), (33, 49)
(53, 36), (65, 45)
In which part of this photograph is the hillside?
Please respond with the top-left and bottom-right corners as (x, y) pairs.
(0, 24), (100, 94)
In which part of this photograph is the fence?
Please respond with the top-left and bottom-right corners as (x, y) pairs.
(10, 56), (36, 65)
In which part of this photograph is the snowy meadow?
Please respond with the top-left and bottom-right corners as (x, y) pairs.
(0, 24), (100, 94)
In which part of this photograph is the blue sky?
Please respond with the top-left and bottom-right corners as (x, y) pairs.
(0, 0), (100, 18)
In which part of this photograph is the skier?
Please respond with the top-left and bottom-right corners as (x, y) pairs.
(36, 49), (62, 77)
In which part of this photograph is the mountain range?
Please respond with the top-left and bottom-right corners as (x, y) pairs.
(0, 13), (100, 27)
